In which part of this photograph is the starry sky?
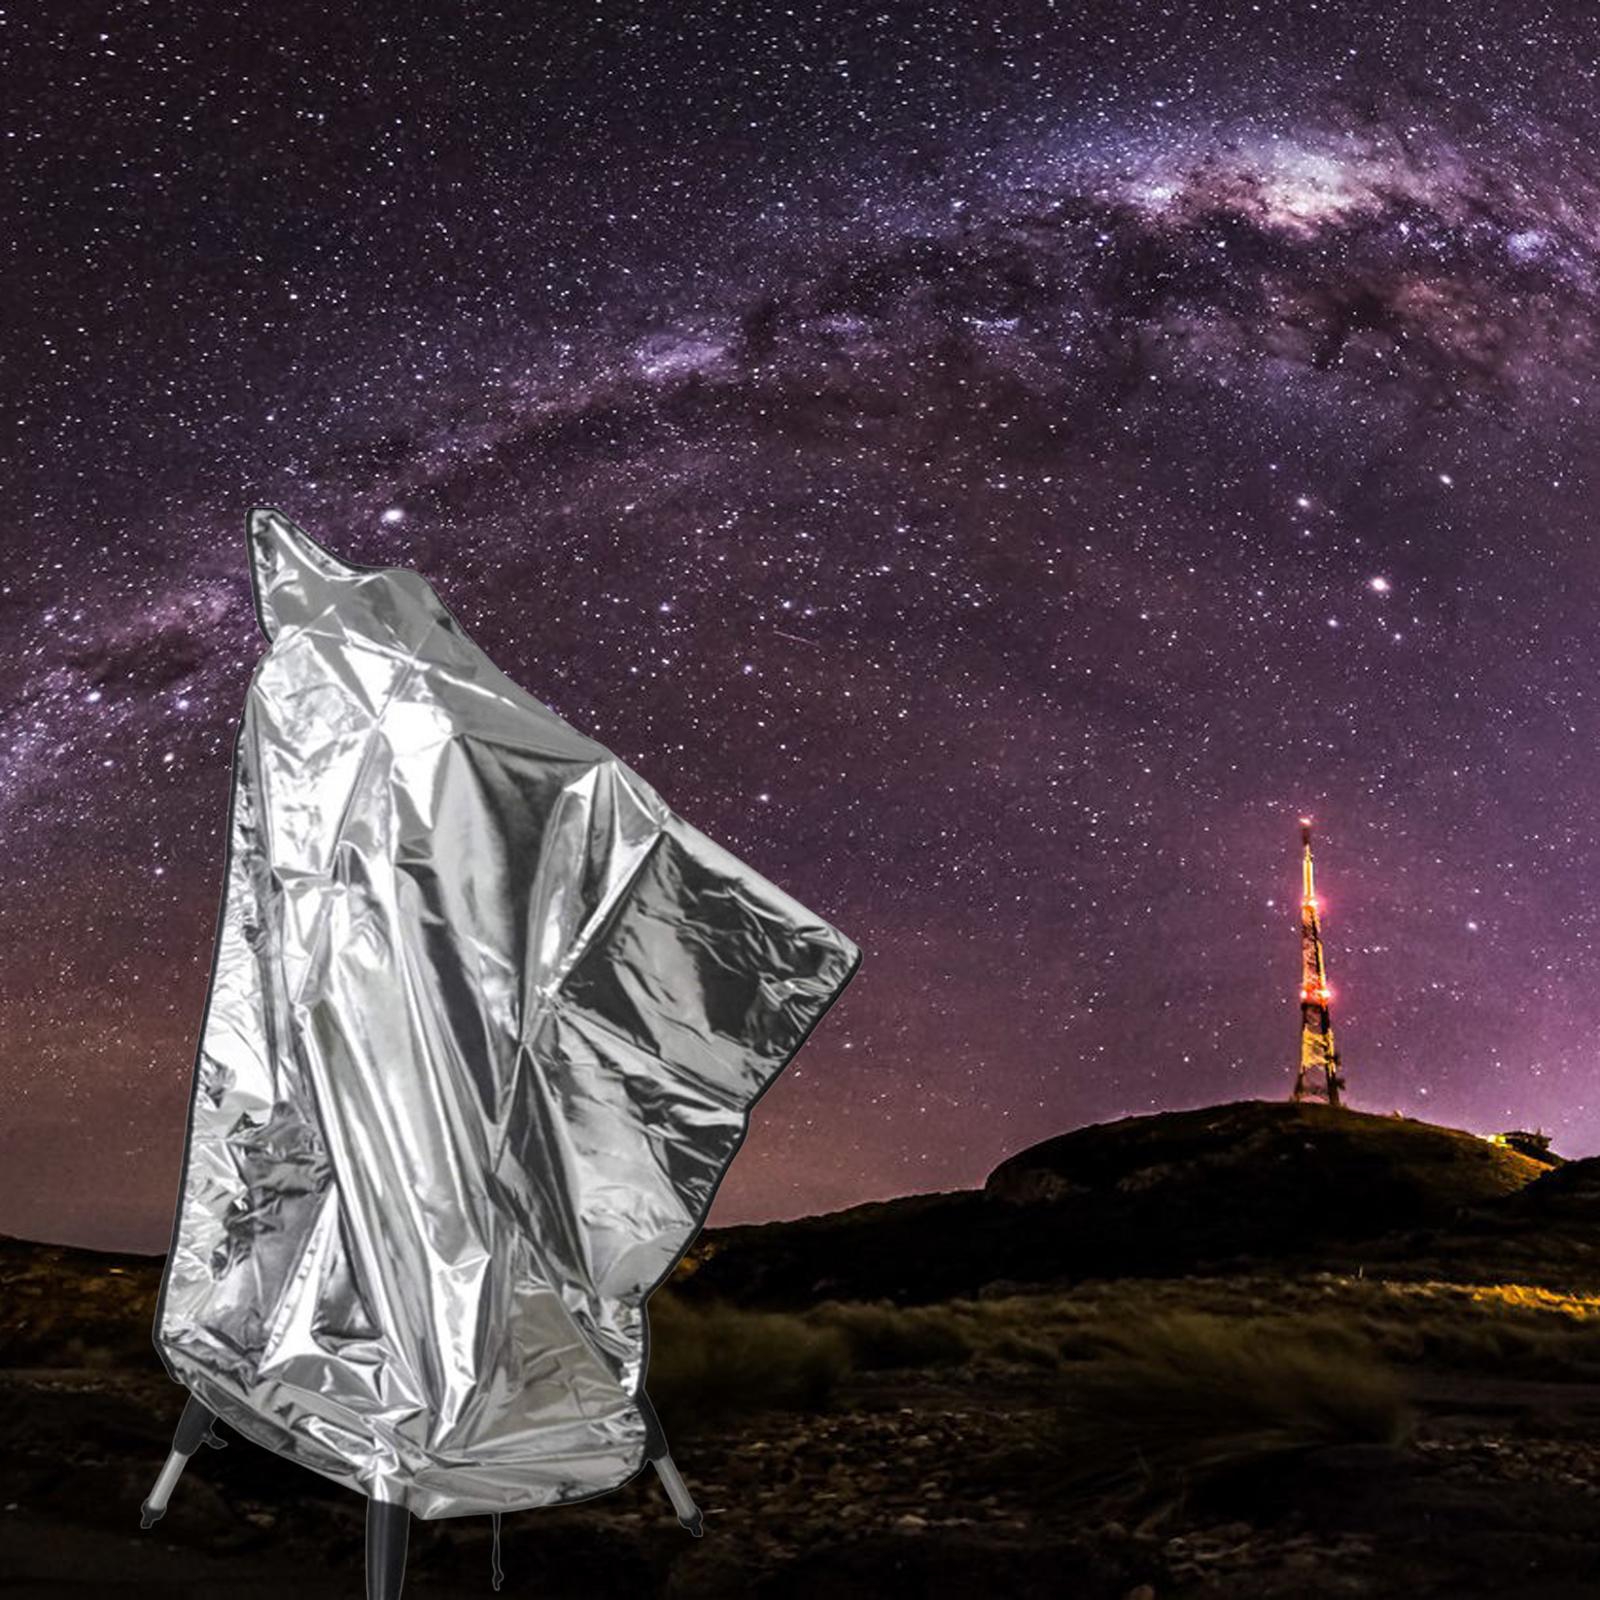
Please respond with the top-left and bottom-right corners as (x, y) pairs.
(7, 1), (1600, 1252)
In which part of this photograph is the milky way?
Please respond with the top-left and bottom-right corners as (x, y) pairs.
(7, 2), (1600, 1250)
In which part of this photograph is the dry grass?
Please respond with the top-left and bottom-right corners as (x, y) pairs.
(792, 1274), (1600, 1381)
(1030, 1310), (1414, 1510)
(644, 1291), (851, 1425)
(806, 1299), (975, 1368)
(639, 1269), (1600, 1432)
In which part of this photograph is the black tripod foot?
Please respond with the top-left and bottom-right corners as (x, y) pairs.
(680, 1510), (704, 1538)
(366, 1499), (411, 1600)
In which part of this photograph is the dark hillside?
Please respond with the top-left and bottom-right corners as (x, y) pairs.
(683, 1101), (1548, 1308)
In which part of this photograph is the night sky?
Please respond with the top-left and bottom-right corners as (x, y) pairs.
(7, 2), (1600, 1253)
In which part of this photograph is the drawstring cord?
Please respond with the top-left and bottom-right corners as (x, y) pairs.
(480, 1391), (700, 1588)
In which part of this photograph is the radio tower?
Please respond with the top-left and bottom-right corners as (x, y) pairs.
(1292, 817), (1345, 1107)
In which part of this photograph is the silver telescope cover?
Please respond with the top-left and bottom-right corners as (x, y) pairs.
(153, 509), (862, 1519)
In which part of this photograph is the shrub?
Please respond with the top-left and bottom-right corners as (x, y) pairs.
(645, 1292), (850, 1428)
(807, 1299), (974, 1368)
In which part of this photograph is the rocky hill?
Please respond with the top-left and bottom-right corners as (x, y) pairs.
(682, 1100), (1555, 1307)
(985, 1099), (1544, 1207)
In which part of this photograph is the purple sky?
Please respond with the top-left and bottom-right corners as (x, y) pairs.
(5, 1), (1600, 1251)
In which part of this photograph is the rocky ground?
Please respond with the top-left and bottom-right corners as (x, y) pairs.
(3, 1340), (1599, 1597)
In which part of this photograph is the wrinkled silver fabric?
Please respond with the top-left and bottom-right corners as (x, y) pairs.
(153, 509), (862, 1520)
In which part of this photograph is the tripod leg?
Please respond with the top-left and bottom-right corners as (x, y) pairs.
(651, 1453), (704, 1537)
(140, 1393), (218, 1529)
(636, 1389), (703, 1537)
(366, 1499), (410, 1600)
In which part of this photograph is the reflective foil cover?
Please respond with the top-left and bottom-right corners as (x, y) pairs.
(152, 509), (862, 1519)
